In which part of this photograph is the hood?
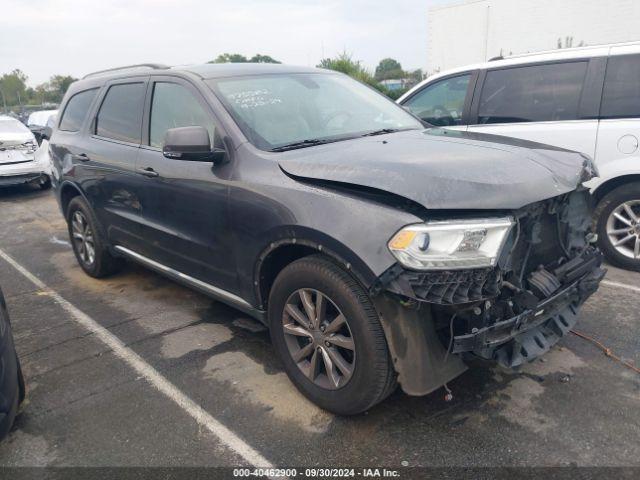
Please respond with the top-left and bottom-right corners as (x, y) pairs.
(278, 128), (595, 210)
(0, 119), (34, 147)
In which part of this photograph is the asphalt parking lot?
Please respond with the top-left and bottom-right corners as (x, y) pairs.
(0, 185), (638, 468)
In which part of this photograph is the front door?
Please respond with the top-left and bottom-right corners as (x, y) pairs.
(133, 77), (237, 292)
(400, 72), (475, 131)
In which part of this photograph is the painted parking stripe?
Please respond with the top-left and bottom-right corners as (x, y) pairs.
(602, 279), (640, 294)
(0, 247), (273, 468)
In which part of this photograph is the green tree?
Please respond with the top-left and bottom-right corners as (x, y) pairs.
(374, 58), (404, 81)
(249, 54), (280, 63)
(317, 52), (378, 88)
(210, 53), (250, 63)
(0, 69), (28, 107)
(209, 53), (280, 64)
(49, 75), (77, 98)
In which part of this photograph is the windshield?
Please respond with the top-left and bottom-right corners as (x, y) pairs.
(207, 73), (423, 151)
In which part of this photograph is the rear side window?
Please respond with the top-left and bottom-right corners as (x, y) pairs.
(95, 83), (146, 143)
(149, 82), (214, 148)
(601, 54), (640, 119)
(59, 89), (98, 132)
(403, 74), (470, 126)
(478, 62), (588, 124)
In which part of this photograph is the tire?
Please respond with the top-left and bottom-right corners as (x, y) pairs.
(66, 196), (123, 278)
(268, 255), (396, 415)
(38, 175), (52, 190)
(17, 359), (25, 404)
(594, 183), (640, 271)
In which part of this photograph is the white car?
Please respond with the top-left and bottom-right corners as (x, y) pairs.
(27, 109), (58, 129)
(399, 41), (640, 271)
(0, 115), (52, 190)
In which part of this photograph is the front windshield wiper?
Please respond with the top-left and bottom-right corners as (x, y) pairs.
(360, 128), (401, 137)
(270, 139), (334, 152)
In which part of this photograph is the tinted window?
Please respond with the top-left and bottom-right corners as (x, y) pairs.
(96, 83), (146, 143)
(403, 74), (470, 126)
(149, 82), (214, 148)
(478, 62), (587, 124)
(601, 54), (640, 118)
(59, 89), (98, 132)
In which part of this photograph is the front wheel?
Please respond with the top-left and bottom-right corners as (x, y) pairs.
(268, 255), (396, 415)
(595, 184), (640, 271)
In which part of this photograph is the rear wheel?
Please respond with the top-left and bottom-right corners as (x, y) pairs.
(595, 184), (640, 271)
(66, 196), (123, 278)
(268, 255), (396, 415)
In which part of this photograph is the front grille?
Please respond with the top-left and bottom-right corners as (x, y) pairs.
(401, 268), (501, 304)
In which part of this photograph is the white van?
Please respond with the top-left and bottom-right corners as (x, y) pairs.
(399, 42), (640, 271)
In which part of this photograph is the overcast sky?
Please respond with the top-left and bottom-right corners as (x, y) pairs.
(1, 0), (455, 87)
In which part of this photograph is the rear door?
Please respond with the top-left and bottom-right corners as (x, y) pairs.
(593, 49), (640, 182)
(82, 77), (149, 250)
(400, 71), (477, 130)
(467, 59), (604, 157)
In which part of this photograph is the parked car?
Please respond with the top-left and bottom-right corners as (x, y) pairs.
(0, 286), (25, 441)
(27, 109), (58, 145)
(50, 63), (604, 414)
(399, 41), (640, 271)
(0, 115), (52, 189)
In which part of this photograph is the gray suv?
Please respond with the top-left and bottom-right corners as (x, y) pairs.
(49, 63), (604, 414)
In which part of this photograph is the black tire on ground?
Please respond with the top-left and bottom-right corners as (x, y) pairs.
(66, 196), (124, 278)
(594, 183), (640, 271)
(38, 175), (52, 190)
(268, 255), (396, 415)
(17, 358), (25, 404)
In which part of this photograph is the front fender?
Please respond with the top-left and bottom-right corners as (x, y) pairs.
(373, 293), (467, 396)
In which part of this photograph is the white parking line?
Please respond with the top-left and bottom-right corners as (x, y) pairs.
(602, 279), (640, 294)
(0, 247), (273, 468)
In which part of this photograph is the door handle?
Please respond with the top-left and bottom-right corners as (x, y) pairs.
(71, 153), (90, 162)
(139, 167), (159, 178)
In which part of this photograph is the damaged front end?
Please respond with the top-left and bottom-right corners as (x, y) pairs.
(373, 189), (605, 395)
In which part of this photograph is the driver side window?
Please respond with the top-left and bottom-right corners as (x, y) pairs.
(403, 74), (470, 126)
(149, 82), (215, 148)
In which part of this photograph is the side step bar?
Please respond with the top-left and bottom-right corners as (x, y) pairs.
(113, 246), (266, 323)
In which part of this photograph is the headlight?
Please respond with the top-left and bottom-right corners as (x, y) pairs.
(388, 217), (515, 270)
(21, 140), (37, 153)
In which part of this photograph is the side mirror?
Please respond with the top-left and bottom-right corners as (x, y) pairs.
(162, 126), (225, 163)
(41, 126), (52, 141)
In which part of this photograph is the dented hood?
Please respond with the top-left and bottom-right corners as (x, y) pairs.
(278, 129), (595, 210)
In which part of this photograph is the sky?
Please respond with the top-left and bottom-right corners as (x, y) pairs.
(1, 0), (455, 87)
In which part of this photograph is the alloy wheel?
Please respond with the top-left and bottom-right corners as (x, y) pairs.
(71, 210), (96, 265)
(282, 288), (355, 390)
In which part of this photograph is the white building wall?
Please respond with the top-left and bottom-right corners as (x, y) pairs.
(427, 0), (640, 74)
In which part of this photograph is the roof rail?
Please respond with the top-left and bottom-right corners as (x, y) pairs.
(83, 63), (169, 79)
(488, 55), (504, 62)
(495, 40), (640, 63)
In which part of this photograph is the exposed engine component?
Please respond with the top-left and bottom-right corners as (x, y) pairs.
(377, 189), (606, 368)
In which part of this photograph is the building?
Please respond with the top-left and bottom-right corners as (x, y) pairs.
(427, 0), (640, 74)
(379, 79), (408, 91)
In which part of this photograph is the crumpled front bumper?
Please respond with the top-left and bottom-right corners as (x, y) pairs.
(452, 259), (606, 368)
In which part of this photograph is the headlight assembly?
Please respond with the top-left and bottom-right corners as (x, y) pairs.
(388, 217), (515, 270)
